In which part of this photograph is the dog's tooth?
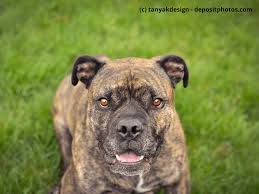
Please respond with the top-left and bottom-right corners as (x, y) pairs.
(115, 154), (121, 161)
(139, 156), (144, 161)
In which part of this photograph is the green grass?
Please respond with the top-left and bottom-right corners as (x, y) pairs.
(0, 0), (258, 193)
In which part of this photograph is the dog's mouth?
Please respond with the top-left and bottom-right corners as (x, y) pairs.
(115, 151), (144, 164)
(109, 151), (150, 176)
(104, 147), (157, 176)
(103, 136), (161, 176)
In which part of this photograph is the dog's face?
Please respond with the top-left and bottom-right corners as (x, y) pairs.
(71, 56), (188, 176)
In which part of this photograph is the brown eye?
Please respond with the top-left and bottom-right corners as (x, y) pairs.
(99, 98), (109, 107)
(153, 98), (163, 108)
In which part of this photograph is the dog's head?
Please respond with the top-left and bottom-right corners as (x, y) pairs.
(71, 55), (189, 176)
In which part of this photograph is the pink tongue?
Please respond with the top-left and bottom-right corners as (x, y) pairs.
(118, 152), (141, 163)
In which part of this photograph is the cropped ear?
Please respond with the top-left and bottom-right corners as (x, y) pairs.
(71, 55), (106, 88)
(156, 55), (189, 88)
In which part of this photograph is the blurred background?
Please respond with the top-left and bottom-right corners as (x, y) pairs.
(0, 0), (258, 193)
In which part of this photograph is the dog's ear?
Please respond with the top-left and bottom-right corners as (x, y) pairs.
(71, 55), (106, 88)
(155, 55), (189, 88)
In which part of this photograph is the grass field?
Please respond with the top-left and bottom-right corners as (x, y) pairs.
(0, 0), (258, 193)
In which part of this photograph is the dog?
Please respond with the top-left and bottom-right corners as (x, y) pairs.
(51, 55), (190, 194)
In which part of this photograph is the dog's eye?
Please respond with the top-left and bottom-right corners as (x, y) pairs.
(99, 98), (109, 107)
(153, 98), (163, 108)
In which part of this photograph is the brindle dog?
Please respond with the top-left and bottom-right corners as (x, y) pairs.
(51, 55), (190, 194)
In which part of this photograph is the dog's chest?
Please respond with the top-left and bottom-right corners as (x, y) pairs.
(134, 167), (180, 193)
(135, 174), (153, 193)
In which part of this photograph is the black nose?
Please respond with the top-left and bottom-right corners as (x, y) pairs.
(117, 119), (143, 139)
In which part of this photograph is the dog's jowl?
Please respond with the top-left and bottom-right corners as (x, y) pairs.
(51, 55), (190, 194)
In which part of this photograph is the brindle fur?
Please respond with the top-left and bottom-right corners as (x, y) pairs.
(51, 56), (190, 194)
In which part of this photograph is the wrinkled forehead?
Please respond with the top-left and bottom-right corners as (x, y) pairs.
(90, 58), (172, 99)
